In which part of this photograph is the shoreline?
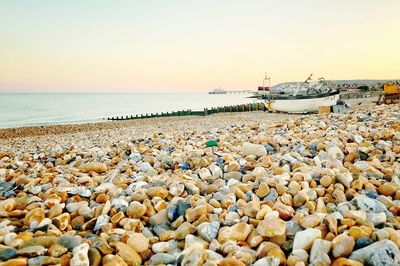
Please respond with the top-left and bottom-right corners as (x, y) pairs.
(0, 97), (376, 141)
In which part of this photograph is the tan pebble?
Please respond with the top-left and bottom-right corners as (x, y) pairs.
(256, 218), (286, 237)
(111, 212), (125, 224)
(146, 187), (169, 199)
(186, 205), (207, 222)
(23, 208), (45, 225)
(332, 234), (355, 258)
(96, 193), (109, 204)
(293, 191), (308, 208)
(103, 255), (128, 266)
(256, 183), (270, 198)
(15, 231), (33, 242)
(331, 258), (363, 266)
(218, 258), (246, 266)
(378, 183), (399, 197)
(115, 242), (141, 266)
(47, 204), (64, 219)
(0, 258), (27, 266)
(79, 162), (107, 173)
(126, 202), (146, 219)
(127, 233), (149, 253)
(53, 213), (71, 231)
(300, 214), (322, 228)
(268, 247), (287, 265)
(48, 243), (68, 257)
(320, 176), (332, 187)
(217, 222), (252, 243)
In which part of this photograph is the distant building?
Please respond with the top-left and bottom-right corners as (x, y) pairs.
(209, 87), (227, 94)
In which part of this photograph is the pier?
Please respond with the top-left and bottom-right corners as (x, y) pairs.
(209, 90), (254, 94)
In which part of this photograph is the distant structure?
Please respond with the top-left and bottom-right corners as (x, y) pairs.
(209, 87), (253, 94)
(209, 87), (227, 94)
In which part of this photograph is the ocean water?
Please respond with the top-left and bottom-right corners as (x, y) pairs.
(0, 93), (255, 129)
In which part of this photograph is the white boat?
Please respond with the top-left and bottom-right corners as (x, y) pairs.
(257, 75), (340, 113)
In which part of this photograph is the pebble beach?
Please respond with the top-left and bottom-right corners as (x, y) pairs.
(0, 98), (399, 266)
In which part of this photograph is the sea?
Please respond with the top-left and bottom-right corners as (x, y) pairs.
(0, 93), (255, 129)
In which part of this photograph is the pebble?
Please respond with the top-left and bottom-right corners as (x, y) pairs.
(256, 218), (286, 237)
(293, 228), (322, 250)
(349, 239), (400, 265)
(70, 243), (90, 266)
(0, 101), (398, 265)
(332, 233), (355, 258)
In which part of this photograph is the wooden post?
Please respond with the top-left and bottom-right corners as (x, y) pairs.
(204, 108), (208, 116)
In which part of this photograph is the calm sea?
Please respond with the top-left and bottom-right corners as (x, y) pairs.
(0, 93), (255, 129)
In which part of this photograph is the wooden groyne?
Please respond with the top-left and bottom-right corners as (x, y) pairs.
(104, 91), (380, 121)
(105, 102), (265, 121)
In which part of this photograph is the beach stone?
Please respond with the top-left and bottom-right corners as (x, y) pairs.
(0, 249), (17, 261)
(92, 241), (114, 255)
(152, 242), (169, 253)
(256, 183), (270, 198)
(16, 246), (47, 257)
(79, 162), (107, 173)
(293, 228), (321, 250)
(331, 258), (363, 266)
(88, 248), (101, 266)
(48, 243), (68, 257)
(253, 257), (280, 266)
(336, 173), (353, 188)
(27, 256), (61, 266)
(218, 222), (252, 243)
(58, 236), (81, 251)
(293, 191), (308, 207)
(198, 221), (220, 242)
(115, 242), (142, 266)
(332, 234), (355, 258)
(310, 239), (331, 264)
(127, 233), (149, 253)
(354, 237), (373, 250)
(21, 236), (59, 249)
(227, 161), (241, 172)
(70, 243), (90, 266)
(349, 239), (400, 265)
(149, 209), (168, 225)
(256, 218), (286, 237)
(169, 182), (184, 196)
(242, 142), (266, 157)
(126, 202), (146, 219)
(149, 253), (176, 265)
(175, 222), (197, 240)
(378, 183), (399, 197)
(299, 214), (322, 228)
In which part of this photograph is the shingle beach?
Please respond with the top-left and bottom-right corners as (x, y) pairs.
(0, 98), (399, 266)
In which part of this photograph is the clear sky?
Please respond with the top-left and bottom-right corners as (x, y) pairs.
(1, 0), (399, 92)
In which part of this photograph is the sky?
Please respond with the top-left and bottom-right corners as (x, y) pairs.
(0, 0), (399, 92)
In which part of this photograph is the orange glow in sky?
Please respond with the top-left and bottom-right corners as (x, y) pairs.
(1, 1), (399, 92)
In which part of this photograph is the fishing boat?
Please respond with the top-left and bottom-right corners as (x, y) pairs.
(256, 74), (340, 113)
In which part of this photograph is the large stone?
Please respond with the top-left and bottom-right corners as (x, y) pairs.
(127, 233), (149, 253)
(70, 243), (89, 266)
(242, 142), (267, 157)
(293, 228), (321, 251)
(310, 239), (331, 264)
(16, 246), (47, 257)
(217, 222), (252, 243)
(115, 242), (142, 266)
(79, 162), (107, 173)
(256, 218), (286, 237)
(349, 239), (400, 266)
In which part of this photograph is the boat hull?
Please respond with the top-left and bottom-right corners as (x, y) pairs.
(266, 93), (340, 113)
